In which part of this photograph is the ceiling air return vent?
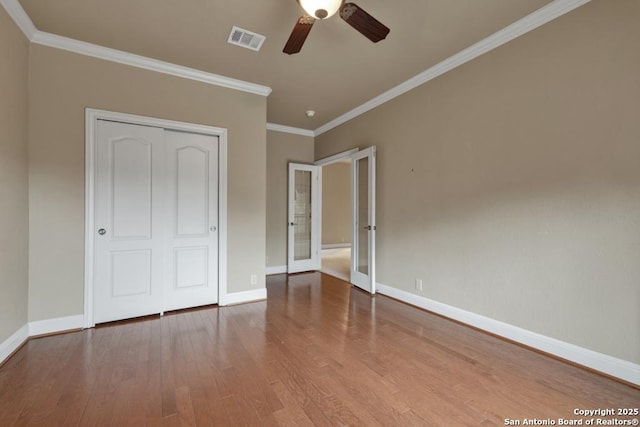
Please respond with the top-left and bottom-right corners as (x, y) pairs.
(227, 26), (266, 51)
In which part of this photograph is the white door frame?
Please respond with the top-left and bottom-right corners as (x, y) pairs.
(314, 147), (376, 293)
(314, 149), (359, 166)
(84, 108), (228, 328)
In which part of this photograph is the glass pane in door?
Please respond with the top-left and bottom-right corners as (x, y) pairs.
(294, 170), (312, 261)
(357, 157), (369, 274)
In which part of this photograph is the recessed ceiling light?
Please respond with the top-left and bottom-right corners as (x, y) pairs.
(305, 110), (316, 118)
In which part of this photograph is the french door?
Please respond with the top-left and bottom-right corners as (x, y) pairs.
(350, 147), (376, 293)
(93, 120), (219, 324)
(287, 163), (322, 273)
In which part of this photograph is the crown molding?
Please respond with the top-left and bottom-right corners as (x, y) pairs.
(0, 0), (37, 39)
(31, 32), (272, 96)
(1, 0), (271, 97)
(267, 123), (315, 137)
(3, 0), (592, 131)
(315, 0), (592, 136)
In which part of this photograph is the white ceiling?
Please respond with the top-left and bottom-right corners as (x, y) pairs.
(14, 0), (559, 131)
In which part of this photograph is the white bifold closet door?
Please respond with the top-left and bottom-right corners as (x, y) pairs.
(94, 120), (219, 324)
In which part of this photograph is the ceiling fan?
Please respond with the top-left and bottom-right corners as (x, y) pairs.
(283, 0), (390, 55)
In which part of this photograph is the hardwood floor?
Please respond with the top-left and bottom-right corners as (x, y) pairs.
(1, 272), (638, 426)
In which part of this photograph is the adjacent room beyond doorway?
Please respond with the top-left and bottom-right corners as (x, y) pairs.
(321, 247), (350, 281)
(320, 159), (352, 282)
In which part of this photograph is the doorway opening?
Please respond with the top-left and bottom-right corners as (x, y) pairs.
(320, 158), (352, 282)
(287, 147), (376, 293)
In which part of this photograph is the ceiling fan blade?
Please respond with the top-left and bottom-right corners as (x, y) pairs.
(339, 2), (390, 43)
(283, 15), (315, 54)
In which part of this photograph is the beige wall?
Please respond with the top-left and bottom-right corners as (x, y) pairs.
(322, 162), (351, 246)
(316, 0), (640, 364)
(27, 45), (267, 322)
(266, 130), (314, 268)
(0, 8), (30, 343)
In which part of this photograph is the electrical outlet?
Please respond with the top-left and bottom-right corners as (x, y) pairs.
(415, 279), (423, 291)
(251, 274), (257, 285)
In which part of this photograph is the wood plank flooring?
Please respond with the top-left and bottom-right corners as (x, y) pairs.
(1, 272), (638, 426)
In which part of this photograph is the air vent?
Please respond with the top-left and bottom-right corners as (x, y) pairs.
(227, 26), (266, 51)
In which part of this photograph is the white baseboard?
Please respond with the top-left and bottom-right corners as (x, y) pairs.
(0, 324), (29, 365)
(266, 265), (287, 275)
(376, 283), (640, 386)
(222, 288), (267, 306)
(29, 314), (84, 337)
(322, 243), (351, 249)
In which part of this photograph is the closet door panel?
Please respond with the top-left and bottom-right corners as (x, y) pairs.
(94, 120), (165, 323)
(164, 131), (219, 311)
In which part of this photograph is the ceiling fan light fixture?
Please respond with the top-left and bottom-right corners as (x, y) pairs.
(297, 0), (343, 20)
(284, 1), (388, 55)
